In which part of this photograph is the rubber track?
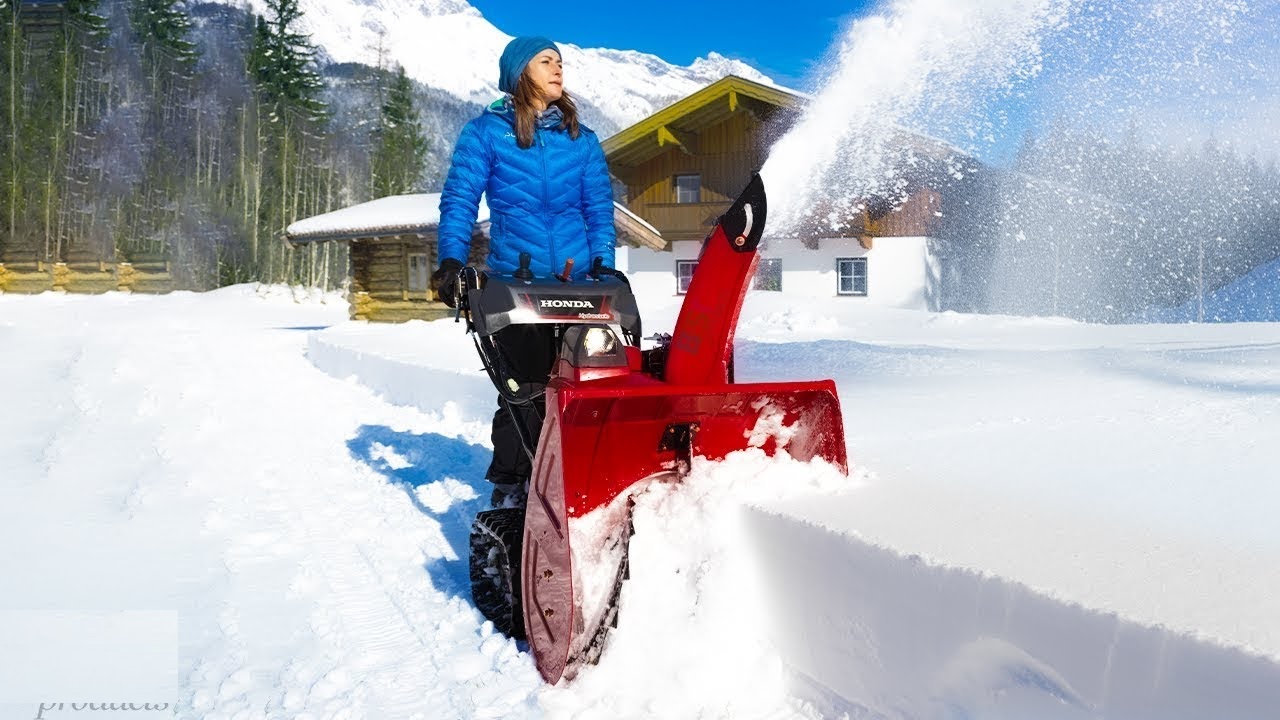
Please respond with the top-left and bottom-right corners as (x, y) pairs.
(469, 508), (526, 640)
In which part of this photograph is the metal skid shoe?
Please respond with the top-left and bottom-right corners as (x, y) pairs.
(461, 174), (850, 684)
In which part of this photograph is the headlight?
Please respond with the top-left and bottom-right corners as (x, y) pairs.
(561, 324), (626, 369)
(583, 326), (618, 357)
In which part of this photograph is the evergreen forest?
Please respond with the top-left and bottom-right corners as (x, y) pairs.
(0, 0), (439, 290)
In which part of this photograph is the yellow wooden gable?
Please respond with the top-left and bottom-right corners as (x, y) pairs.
(603, 76), (805, 168)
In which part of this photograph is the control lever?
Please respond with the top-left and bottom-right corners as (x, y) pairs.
(514, 252), (534, 282)
(555, 257), (575, 282)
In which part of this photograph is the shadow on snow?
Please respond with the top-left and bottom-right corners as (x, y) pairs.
(346, 424), (492, 602)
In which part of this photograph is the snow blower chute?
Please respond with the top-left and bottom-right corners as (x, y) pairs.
(462, 174), (848, 683)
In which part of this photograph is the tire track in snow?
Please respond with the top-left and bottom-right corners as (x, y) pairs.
(2, 293), (542, 718)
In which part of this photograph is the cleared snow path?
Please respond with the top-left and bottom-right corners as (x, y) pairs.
(1, 289), (540, 718)
(2, 288), (827, 720)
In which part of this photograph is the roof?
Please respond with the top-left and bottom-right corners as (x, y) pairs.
(285, 193), (487, 244)
(285, 193), (663, 251)
(612, 202), (665, 250)
(602, 74), (976, 171)
(603, 75), (807, 167)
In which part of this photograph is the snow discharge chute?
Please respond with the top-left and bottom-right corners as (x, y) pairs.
(462, 174), (848, 683)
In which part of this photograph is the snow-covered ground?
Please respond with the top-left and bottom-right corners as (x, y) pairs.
(2, 286), (1279, 719)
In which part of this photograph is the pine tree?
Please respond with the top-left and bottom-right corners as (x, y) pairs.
(0, 0), (17, 252)
(370, 66), (427, 197)
(130, 0), (196, 69)
(250, 0), (325, 121)
(120, 0), (202, 272)
(11, 0), (109, 264)
(245, 0), (330, 283)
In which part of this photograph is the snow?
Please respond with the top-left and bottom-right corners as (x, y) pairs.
(1137, 255), (1280, 323)
(3, 283), (1279, 718)
(762, 0), (1077, 233)
(230, 0), (775, 131)
(284, 192), (489, 242)
(611, 202), (660, 237)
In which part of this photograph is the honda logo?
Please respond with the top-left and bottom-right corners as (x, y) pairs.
(539, 299), (595, 309)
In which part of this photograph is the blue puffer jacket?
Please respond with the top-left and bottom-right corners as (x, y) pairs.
(437, 98), (615, 278)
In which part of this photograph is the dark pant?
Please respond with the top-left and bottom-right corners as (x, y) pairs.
(485, 324), (558, 488)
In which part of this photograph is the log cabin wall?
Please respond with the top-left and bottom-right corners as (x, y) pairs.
(0, 258), (173, 294)
(348, 231), (488, 322)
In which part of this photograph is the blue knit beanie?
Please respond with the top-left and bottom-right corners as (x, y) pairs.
(498, 36), (560, 95)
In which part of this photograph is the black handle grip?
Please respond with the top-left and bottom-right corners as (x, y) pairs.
(514, 252), (534, 281)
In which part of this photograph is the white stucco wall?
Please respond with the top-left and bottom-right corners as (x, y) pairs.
(617, 236), (940, 311)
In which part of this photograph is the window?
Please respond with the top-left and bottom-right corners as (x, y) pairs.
(676, 260), (698, 294)
(674, 174), (700, 204)
(753, 258), (782, 291)
(408, 253), (430, 293)
(836, 257), (868, 296)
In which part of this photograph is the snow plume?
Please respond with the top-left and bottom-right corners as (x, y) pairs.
(762, 0), (1078, 235)
(542, 450), (853, 718)
(760, 0), (1274, 321)
(967, 0), (1274, 321)
(1032, 0), (1263, 153)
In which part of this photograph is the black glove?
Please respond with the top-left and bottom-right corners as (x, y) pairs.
(589, 256), (629, 286)
(432, 258), (463, 308)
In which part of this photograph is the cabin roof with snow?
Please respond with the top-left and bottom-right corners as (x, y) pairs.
(284, 193), (663, 251)
(284, 193), (489, 244)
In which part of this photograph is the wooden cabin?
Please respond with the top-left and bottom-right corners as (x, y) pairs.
(285, 193), (664, 322)
(603, 75), (966, 309)
(17, 0), (66, 37)
(0, 244), (174, 294)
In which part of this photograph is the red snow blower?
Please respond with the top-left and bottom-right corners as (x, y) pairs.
(462, 174), (848, 683)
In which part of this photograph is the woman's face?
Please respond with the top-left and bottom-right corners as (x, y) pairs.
(525, 49), (564, 106)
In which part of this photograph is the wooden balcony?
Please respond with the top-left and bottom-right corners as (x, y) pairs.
(639, 201), (732, 243)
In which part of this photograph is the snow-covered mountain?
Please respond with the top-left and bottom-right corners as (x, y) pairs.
(233, 0), (774, 132)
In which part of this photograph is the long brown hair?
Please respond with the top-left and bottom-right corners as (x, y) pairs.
(512, 71), (580, 149)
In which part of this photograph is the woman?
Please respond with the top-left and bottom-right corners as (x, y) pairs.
(432, 36), (617, 507)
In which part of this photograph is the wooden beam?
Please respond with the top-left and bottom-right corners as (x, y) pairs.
(729, 90), (738, 112)
(656, 125), (698, 155)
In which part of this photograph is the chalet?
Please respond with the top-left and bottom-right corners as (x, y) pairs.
(284, 194), (663, 322)
(605, 75), (964, 309)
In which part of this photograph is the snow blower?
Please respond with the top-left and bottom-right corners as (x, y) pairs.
(462, 174), (848, 683)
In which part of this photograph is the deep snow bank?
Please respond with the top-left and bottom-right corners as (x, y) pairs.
(309, 301), (1280, 718)
(748, 509), (1280, 720)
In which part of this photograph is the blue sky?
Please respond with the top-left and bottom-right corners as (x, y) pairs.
(468, 1), (878, 89)
(468, 1), (1279, 165)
